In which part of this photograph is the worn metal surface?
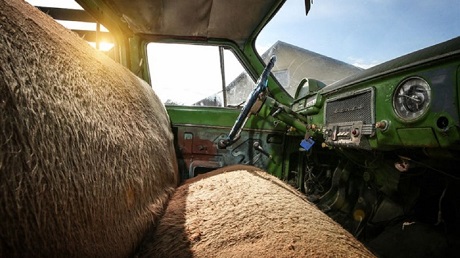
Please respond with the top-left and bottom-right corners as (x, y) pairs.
(175, 125), (285, 180)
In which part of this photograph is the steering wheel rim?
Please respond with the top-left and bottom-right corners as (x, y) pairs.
(218, 56), (277, 149)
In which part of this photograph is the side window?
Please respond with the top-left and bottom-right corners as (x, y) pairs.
(147, 43), (254, 107)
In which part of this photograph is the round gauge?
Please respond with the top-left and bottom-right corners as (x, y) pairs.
(393, 77), (431, 121)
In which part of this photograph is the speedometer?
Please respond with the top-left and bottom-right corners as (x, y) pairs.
(393, 77), (431, 121)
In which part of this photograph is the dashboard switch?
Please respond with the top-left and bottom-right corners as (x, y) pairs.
(331, 126), (338, 141)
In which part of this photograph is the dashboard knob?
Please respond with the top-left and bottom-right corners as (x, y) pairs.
(351, 129), (359, 136)
(375, 120), (388, 130)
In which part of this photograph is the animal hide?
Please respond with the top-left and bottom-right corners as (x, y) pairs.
(0, 0), (178, 256)
(138, 165), (375, 257)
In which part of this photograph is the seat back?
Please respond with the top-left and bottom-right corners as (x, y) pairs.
(0, 0), (178, 256)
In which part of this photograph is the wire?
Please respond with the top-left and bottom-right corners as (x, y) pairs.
(405, 158), (460, 180)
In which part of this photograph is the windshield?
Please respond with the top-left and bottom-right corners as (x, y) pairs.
(257, 0), (460, 94)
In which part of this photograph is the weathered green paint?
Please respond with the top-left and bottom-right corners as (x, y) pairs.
(306, 59), (460, 150)
(166, 105), (287, 132)
(397, 128), (439, 147)
(166, 105), (288, 178)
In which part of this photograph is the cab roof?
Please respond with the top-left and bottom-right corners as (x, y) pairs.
(76, 0), (285, 47)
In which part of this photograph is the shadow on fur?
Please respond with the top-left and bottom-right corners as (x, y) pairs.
(137, 165), (375, 258)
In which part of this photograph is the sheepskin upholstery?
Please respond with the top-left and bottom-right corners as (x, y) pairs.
(0, 0), (178, 256)
(138, 165), (375, 257)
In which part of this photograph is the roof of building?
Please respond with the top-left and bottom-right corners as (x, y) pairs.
(195, 41), (362, 106)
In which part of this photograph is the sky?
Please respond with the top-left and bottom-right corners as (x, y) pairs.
(258, 0), (460, 68)
(26, 0), (460, 69)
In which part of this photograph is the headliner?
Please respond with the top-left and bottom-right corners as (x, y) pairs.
(79, 0), (283, 46)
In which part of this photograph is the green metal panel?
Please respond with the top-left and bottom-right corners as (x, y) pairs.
(167, 105), (289, 178)
(167, 106), (287, 132)
(306, 59), (460, 150)
(397, 128), (439, 147)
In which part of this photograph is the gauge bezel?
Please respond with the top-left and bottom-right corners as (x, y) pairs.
(392, 76), (431, 122)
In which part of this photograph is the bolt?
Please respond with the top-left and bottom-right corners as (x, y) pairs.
(375, 120), (388, 130)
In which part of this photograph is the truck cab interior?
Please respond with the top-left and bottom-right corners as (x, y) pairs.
(3, 0), (460, 257)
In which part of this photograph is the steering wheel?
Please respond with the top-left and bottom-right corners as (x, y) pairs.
(218, 55), (277, 149)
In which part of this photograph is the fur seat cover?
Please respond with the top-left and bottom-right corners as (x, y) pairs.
(0, 0), (178, 256)
(138, 165), (375, 257)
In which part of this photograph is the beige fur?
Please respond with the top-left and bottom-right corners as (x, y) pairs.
(0, 0), (178, 256)
(138, 165), (375, 257)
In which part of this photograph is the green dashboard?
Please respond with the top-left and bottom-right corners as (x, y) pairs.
(291, 36), (460, 153)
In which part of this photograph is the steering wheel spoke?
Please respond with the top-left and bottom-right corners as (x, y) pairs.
(218, 56), (277, 149)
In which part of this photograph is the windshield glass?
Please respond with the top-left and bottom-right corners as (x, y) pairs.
(257, 0), (460, 95)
